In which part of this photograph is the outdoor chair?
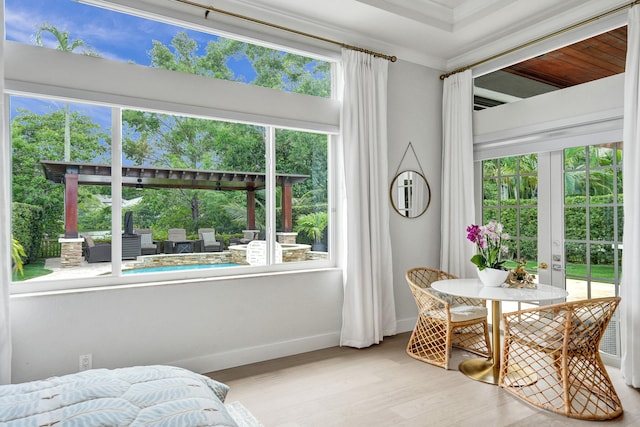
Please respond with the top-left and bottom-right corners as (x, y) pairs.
(197, 228), (223, 252)
(499, 296), (622, 420)
(135, 228), (159, 255)
(405, 267), (491, 369)
(231, 230), (260, 246)
(246, 240), (282, 265)
(83, 236), (111, 263)
(164, 228), (188, 253)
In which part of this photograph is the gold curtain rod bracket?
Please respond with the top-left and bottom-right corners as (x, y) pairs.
(439, 0), (639, 80)
(176, 0), (397, 62)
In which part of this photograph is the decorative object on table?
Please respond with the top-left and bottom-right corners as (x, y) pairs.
(466, 220), (510, 287)
(500, 297), (622, 420)
(405, 267), (491, 369)
(476, 266), (510, 287)
(505, 259), (537, 288)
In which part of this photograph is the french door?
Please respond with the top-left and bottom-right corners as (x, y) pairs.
(478, 142), (623, 361)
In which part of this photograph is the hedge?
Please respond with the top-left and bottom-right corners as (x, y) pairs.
(483, 194), (623, 264)
(12, 202), (44, 264)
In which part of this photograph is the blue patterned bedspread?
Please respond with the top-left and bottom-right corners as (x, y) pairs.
(0, 365), (239, 426)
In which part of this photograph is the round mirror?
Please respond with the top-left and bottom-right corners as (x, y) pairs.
(389, 170), (431, 218)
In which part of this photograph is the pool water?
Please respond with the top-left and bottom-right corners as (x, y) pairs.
(123, 263), (240, 274)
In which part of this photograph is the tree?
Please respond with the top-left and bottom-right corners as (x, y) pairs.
(11, 108), (109, 236)
(35, 23), (101, 161)
(122, 32), (330, 233)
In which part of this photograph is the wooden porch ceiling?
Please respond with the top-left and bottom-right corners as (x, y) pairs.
(41, 161), (309, 191)
(503, 26), (627, 89)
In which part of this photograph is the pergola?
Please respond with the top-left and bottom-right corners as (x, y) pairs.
(41, 161), (309, 238)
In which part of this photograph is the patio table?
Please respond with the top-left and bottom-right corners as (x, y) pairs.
(432, 278), (567, 385)
(174, 240), (195, 254)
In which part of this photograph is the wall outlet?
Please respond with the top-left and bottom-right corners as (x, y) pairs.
(79, 353), (92, 371)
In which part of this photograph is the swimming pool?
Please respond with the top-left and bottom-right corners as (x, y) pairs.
(123, 263), (241, 274)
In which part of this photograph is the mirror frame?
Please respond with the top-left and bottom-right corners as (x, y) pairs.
(389, 169), (431, 218)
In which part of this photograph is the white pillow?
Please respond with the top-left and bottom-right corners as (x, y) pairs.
(202, 232), (217, 246)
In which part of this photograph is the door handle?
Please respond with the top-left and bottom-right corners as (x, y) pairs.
(539, 262), (548, 269)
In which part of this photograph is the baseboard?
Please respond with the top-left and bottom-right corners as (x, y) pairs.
(172, 318), (417, 375)
(396, 317), (417, 334)
(170, 332), (341, 374)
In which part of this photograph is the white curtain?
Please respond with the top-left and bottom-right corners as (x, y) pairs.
(339, 49), (396, 348)
(621, 4), (640, 388)
(440, 70), (476, 278)
(0, 5), (12, 384)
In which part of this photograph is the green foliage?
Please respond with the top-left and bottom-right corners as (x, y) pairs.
(12, 202), (44, 263)
(118, 33), (329, 235)
(11, 234), (27, 276)
(294, 212), (328, 244)
(12, 27), (330, 249)
(11, 108), (109, 236)
(484, 194), (623, 266)
(12, 258), (52, 282)
(35, 23), (101, 57)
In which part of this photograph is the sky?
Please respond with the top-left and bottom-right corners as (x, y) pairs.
(5, 0), (254, 72)
(4, 0), (256, 125)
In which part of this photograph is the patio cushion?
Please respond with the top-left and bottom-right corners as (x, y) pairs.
(426, 305), (488, 322)
(140, 233), (153, 247)
(202, 232), (216, 246)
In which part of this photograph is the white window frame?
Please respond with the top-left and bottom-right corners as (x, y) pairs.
(3, 4), (341, 294)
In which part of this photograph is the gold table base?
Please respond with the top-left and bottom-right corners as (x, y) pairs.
(459, 358), (499, 385)
(459, 358), (537, 386)
(458, 301), (537, 386)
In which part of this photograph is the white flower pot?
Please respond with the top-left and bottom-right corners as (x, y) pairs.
(476, 267), (509, 287)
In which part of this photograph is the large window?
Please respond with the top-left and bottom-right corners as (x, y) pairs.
(5, 0), (331, 98)
(482, 154), (538, 273)
(564, 143), (622, 300)
(6, 0), (336, 289)
(479, 143), (623, 360)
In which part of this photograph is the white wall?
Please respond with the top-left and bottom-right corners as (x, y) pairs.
(473, 73), (624, 159)
(387, 60), (443, 332)
(8, 58), (443, 383)
(11, 270), (343, 382)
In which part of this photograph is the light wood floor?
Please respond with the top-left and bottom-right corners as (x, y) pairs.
(208, 332), (640, 426)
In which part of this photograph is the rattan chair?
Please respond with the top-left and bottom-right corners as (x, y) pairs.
(499, 296), (622, 420)
(405, 267), (491, 369)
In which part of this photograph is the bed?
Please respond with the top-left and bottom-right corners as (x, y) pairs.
(0, 365), (261, 426)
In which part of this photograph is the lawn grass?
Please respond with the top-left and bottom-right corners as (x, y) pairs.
(11, 258), (52, 281)
(504, 260), (616, 281)
(567, 263), (616, 280)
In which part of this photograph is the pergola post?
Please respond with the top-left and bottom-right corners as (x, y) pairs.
(247, 188), (256, 230)
(281, 182), (293, 232)
(64, 172), (79, 238)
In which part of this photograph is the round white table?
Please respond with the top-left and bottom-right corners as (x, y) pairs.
(431, 278), (568, 385)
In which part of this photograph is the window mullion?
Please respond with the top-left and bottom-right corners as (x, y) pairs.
(266, 126), (276, 265)
(111, 107), (123, 275)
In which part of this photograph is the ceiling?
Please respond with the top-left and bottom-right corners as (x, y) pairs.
(474, 26), (627, 108)
(159, 0), (630, 106)
(209, 0), (631, 70)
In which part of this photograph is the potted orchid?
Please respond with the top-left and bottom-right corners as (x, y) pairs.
(466, 220), (510, 286)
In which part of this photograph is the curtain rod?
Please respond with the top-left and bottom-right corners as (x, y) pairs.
(174, 0), (397, 62)
(439, 0), (640, 80)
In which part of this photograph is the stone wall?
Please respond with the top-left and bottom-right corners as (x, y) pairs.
(59, 238), (84, 268)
